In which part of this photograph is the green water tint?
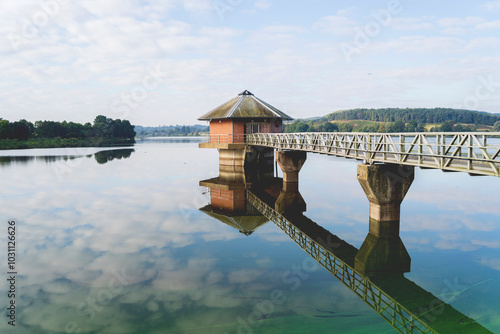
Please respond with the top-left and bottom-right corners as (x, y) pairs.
(245, 188), (493, 334)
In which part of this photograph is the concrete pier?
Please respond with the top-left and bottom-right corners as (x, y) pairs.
(275, 150), (306, 192)
(218, 146), (274, 178)
(355, 163), (414, 275)
(274, 150), (307, 214)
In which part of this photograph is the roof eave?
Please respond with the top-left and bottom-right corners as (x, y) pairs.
(198, 116), (293, 121)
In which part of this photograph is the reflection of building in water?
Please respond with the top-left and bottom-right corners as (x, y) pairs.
(199, 169), (272, 236)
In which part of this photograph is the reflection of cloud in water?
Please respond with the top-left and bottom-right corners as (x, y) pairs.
(478, 258), (500, 271)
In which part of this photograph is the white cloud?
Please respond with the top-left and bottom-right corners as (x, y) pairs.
(439, 16), (486, 35)
(1, 1), (500, 125)
(478, 258), (500, 271)
(472, 240), (500, 248)
(181, 0), (213, 11)
(313, 15), (358, 36)
(337, 6), (356, 16)
(466, 37), (500, 49)
(390, 17), (433, 31)
(476, 19), (500, 29)
(373, 36), (466, 54)
(255, 0), (272, 10)
(484, 0), (500, 10)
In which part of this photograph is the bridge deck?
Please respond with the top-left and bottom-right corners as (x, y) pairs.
(245, 132), (500, 177)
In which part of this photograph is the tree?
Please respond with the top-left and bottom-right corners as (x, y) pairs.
(440, 121), (454, 132)
(11, 119), (34, 140)
(0, 120), (11, 139)
(405, 120), (418, 132)
(389, 120), (405, 133)
(113, 119), (135, 138)
(93, 115), (114, 137)
(493, 121), (500, 132)
(453, 123), (464, 132)
(322, 122), (338, 132)
(338, 123), (353, 132)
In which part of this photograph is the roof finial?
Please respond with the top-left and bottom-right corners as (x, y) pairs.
(238, 90), (253, 96)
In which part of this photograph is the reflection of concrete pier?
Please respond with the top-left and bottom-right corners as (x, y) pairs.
(275, 150), (306, 214)
(355, 163), (414, 276)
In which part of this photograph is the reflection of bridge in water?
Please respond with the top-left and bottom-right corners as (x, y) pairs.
(199, 166), (492, 334)
(247, 188), (490, 334)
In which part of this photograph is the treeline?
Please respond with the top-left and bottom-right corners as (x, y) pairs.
(0, 115), (135, 141)
(135, 124), (208, 137)
(325, 108), (500, 125)
(284, 108), (500, 133)
(285, 119), (488, 133)
(285, 119), (428, 133)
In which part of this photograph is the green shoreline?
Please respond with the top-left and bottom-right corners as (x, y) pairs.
(0, 137), (135, 150)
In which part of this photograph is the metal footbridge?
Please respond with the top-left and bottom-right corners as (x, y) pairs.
(246, 132), (500, 177)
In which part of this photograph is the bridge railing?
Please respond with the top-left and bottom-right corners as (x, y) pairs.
(247, 190), (436, 334)
(247, 132), (500, 176)
(204, 134), (246, 144)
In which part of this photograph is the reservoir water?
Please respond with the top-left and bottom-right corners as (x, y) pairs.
(1, 137), (499, 333)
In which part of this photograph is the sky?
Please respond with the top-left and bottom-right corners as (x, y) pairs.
(1, 0), (500, 126)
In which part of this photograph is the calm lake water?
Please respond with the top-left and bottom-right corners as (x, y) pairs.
(1, 137), (499, 333)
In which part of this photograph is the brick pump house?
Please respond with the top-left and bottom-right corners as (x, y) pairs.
(198, 90), (293, 173)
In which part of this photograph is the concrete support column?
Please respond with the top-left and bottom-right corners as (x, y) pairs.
(275, 150), (307, 215)
(219, 148), (246, 171)
(355, 163), (414, 275)
(275, 150), (306, 184)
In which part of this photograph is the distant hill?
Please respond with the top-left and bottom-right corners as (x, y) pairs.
(325, 108), (500, 125)
(134, 124), (208, 137)
(285, 108), (500, 133)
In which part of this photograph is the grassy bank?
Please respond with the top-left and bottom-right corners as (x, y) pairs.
(0, 137), (135, 150)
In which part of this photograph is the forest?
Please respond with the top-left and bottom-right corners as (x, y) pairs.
(134, 124), (208, 137)
(285, 108), (500, 133)
(325, 108), (500, 124)
(0, 115), (136, 149)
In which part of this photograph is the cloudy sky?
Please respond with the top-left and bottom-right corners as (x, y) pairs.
(1, 0), (500, 126)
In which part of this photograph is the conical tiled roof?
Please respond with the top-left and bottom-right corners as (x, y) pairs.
(198, 90), (293, 121)
(199, 205), (269, 236)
